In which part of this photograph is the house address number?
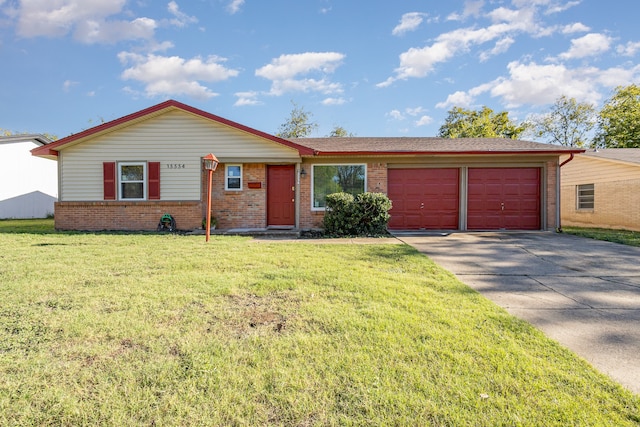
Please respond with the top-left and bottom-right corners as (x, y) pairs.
(166, 163), (186, 169)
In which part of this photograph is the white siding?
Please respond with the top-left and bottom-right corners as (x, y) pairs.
(59, 110), (300, 201)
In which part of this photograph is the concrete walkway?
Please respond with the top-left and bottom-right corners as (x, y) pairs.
(396, 231), (640, 395)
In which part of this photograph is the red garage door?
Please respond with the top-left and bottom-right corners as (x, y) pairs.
(467, 168), (540, 230)
(388, 168), (459, 230)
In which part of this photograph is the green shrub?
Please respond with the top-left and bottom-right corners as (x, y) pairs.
(323, 192), (392, 236)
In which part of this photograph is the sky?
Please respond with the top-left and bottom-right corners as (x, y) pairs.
(1, 0), (639, 141)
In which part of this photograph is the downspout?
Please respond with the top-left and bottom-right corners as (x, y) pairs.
(556, 153), (575, 232)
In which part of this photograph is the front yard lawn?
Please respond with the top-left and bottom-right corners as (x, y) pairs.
(564, 226), (640, 247)
(1, 220), (639, 425)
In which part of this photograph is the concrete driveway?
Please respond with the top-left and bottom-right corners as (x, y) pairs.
(395, 231), (640, 395)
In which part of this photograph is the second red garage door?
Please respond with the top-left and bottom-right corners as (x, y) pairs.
(388, 168), (460, 230)
(467, 168), (541, 230)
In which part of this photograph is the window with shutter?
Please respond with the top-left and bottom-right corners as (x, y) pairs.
(148, 162), (160, 200)
(103, 162), (116, 200)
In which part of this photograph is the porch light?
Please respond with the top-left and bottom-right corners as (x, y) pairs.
(203, 153), (220, 242)
(300, 167), (307, 178)
(203, 153), (219, 172)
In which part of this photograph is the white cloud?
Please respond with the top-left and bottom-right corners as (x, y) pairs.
(436, 91), (475, 109)
(256, 52), (344, 80)
(234, 91), (262, 106)
(11, 0), (197, 44)
(15, 0), (124, 38)
(415, 115), (433, 126)
(148, 40), (175, 53)
(558, 33), (612, 60)
(392, 12), (428, 36)
(545, 0), (581, 15)
(387, 109), (405, 120)
(562, 22), (590, 34)
(255, 52), (345, 96)
(488, 61), (640, 108)
(13, 0), (160, 43)
(167, 1), (197, 27)
(439, 60), (640, 113)
(387, 107), (429, 123)
(322, 97), (346, 106)
(479, 36), (515, 61)
(118, 52), (239, 99)
(75, 17), (157, 44)
(380, 3), (549, 86)
(617, 41), (640, 57)
(227, 0), (244, 14)
(405, 106), (426, 116)
(447, 0), (484, 21)
(62, 80), (78, 92)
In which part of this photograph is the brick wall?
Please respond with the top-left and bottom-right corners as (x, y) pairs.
(54, 201), (202, 231)
(205, 163), (267, 229)
(561, 179), (640, 231)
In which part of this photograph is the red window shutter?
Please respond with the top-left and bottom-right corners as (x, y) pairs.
(148, 162), (160, 200)
(103, 162), (116, 200)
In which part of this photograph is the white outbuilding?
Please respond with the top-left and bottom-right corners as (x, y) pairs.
(0, 134), (58, 218)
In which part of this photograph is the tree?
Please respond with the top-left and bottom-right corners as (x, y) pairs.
(275, 101), (318, 138)
(437, 106), (527, 139)
(527, 96), (596, 147)
(327, 126), (354, 137)
(595, 84), (640, 148)
(0, 128), (57, 140)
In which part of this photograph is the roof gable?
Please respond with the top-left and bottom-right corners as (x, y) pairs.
(0, 134), (52, 147)
(31, 100), (313, 159)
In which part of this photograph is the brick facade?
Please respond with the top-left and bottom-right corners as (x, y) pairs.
(55, 161), (560, 232)
(54, 201), (202, 231)
(561, 178), (640, 232)
(208, 163), (267, 229)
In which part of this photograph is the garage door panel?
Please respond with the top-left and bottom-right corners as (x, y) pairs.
(468, 168), (540, 230)
(388, 168), (459, 230)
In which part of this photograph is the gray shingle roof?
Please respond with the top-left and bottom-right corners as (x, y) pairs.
(0, 134), (52, 146)
(580, 148), (640, 165)
(289, 137), (584, 155)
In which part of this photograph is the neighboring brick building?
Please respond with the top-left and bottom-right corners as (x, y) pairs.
(32, 100), (582, 232)
(561, 149), (640, 232)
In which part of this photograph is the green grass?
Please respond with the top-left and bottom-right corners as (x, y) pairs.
(1, 220), (639, 426)
(564, 226), (640, 247)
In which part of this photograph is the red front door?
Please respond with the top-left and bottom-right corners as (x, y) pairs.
(267, 165), (295, 227)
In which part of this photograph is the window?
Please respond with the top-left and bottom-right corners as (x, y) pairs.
(577, 183), (594, 210)
(225, 164), (242, 190)
(312, 164), (366, 209)
(119, 162), (146, 200)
